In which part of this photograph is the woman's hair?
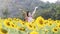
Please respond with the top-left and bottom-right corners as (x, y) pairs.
(26, 11), (30, 17)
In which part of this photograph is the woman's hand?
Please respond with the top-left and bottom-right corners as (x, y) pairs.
(32, 6), (38, 16)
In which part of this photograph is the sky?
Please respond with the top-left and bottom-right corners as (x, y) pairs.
(41, 0), (58, 3)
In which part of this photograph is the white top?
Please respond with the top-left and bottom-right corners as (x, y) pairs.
(27, 16), (33, 22)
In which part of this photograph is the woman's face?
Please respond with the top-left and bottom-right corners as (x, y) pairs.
(28, 12), (31, 17)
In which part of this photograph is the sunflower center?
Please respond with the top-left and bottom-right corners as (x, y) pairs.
(49, 23), (52, 25)
(19, 28), (25, 31)
(39, 21), (43, 25)
(1, 28), (8, 34)
(40, 22), (43, 25)
(54, 29), (57, 31)
(29, 25), (32, 28)
(7, 22), (10, 26)
(59, 25), (60, 27)
(12, 24), (14, 27)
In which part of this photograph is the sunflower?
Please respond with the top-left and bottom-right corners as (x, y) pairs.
(17, 27), (25, 32)
(25, 23), (35, 30)
(47, 21), (53, 26)
(56, 23), (60, 29)
(13, 18), (17, 20)
(0, 23), (2, 28)
(35, 16), (45, 29)
(52, 27), (58, 33)
(48, 18), (52, 21)
(35, 16), (44, 23)
(30, 23), (37, 31)
(4, 20), (11, 28)
(55, 20), (60, 23)
(0, 28), (8, 34)
(13, 18), (20, 22)
(19, 20), (25, 25)
(36, 20), (45, 29)
(44, 20), (48, 25)
(30, 31), (38, 34)
(10, 23), (17, 28)
(26, 23), (33, 30)
(7, 18), (12, 21)
(0, 18), (3, 23)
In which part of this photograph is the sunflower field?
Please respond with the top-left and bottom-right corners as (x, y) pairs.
(0, 16), (60, 34)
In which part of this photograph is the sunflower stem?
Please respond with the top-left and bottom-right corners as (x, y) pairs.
(8, 29), (10, 34)
(53, 32), (54, 34)
(45, 31), (47, 34)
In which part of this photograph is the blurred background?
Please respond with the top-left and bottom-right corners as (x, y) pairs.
(0, 0), (60, 20)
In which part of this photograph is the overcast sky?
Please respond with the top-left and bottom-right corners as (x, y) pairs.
(41, 0), (58, 3)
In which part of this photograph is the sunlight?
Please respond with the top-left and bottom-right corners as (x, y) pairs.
(41, 0), (57, 3)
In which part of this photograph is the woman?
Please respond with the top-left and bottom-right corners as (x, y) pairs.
(23, 11), (33, 22)
(26, 11), (33, 22)
(23, 11), (35, 22)
(23, 7), (38, 22)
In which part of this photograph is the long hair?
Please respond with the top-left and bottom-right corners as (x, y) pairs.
(24, 11), (29, 21)
(27, 11), (29, 17)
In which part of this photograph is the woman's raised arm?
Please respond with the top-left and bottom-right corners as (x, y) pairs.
(22, 11), (27, 17)
(32, 7), (38, 16)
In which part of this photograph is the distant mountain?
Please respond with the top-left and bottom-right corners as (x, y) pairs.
(56, 0), (60, 4)
(0, 0), (44, 17)
(0, 0), (60, 20)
